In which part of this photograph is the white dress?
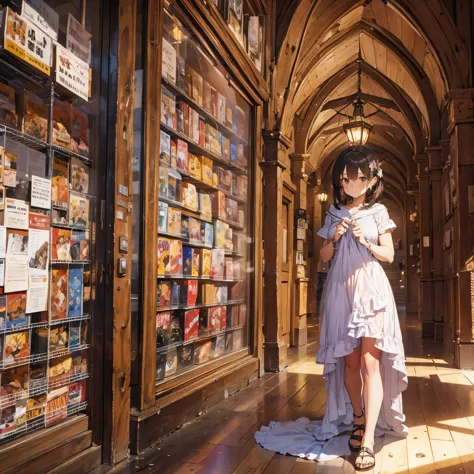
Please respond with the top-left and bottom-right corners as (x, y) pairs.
(255, 203), (408, 461)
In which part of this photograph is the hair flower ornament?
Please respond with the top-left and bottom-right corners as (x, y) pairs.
(377, 168), (383, 178)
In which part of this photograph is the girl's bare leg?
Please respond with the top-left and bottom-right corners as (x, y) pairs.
(344, 349), (364, 448)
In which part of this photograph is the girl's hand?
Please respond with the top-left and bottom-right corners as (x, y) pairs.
(333, 220), (349, 243)
(352, 221), (367, 246)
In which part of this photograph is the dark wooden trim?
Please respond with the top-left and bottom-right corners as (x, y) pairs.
(49, 446), (102, 474)
(135, 0), (163, 413)
(174, 0), (269, 104)
(0, 416), (89, 473)
(130, 356), (258, 454)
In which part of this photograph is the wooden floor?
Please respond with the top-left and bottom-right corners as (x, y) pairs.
(95, 311), (474, 473)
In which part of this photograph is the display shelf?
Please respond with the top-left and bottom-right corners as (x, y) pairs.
(45, 406), (68, 425)
(0, 424), (27, 443)
(0, 320), (48, 335)
(159, 159), (193, 178)
(159, 195), (204, 219)
(157, 274), (239, 281)
(67, 401), (88, 416)
(27, 416), (47, 433)
(0, 53), (51, 88)
(48, 344), (90, 360)
(213, 217), (245, 231)
(158, 229), (186, 239)
(52, 145), (93, 166)
(52, 201), (69, 211)
(181, 239), (213, 250)
(0, 124), (48, 151)
(29, 380), (49, 397)
(156, 299), (245, 312)
(50, 314), (91, 326)
(160, 122), (247, 176)
(162, 77), (248, 146)
(0, 380), (48, 410)
(51, 260), (91, 265)
(0, 352), (49, 370)
(48, 372), (89, 391)
(225, 250), (245, 258)
(51, 222), (90, 231)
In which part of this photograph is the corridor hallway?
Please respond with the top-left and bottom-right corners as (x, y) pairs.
(96, 311), (474, 473)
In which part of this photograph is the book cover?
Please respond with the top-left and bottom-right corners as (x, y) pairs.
(183, 309), (199, 342)
(68, 380), (86, 406)
(71, 108), (89, 157)
(176, 139), (188, 172)
(218, 168), (232, 192)
(170, 139), (178, 167)
(68, 194), (89, 229)
(156, 311), (171, 348)
(201, 221), (214, 248)
(156, 351), (167, 381)
(176, 55), (187, 91)
(237, 176), (247, 200)
(232, 174), (238, 196)
(184, 65), (192, 95)
(202, 283), (216, 304)
(225, 258), (234, 280)
(211, 334), (225, 359)
(167, 168), (181, 203)
(1, 366), (28, 398)
(188, 154), (202, 180)
(0, 82), (17, 129)
(157, 281), (172, 308)
(188, 217), (201, 242)
(159, 166), (169, 198)
(26, 395), (47, 422)
(52, 157), (69, 205)
(222, 136), (230, 162)
(203, 81), (212, 113)
(171, 281), (180, 306)
(169, 239), (183, 275)
(49, 324), (69, 353)
(0, 296), (5, 330)
(72, 351), (88, 375)
(199, 192), (212, 219)
(162, 38), (177, 83)
(209, 126), (221, 156)
(181, 215), (189, 240)
(29, 362), (47, 392)
(201, 249), (212, 277)
(158, 201), (169, 233)
(51, 228), (71, 261)
(157, 238), (171, 276)
(52, 100), (72, 149)
(215, 285), (228, 304)
(67, 268), (83, 318)
(211, 249), (225, 279)
(182, 182), (198, 211)
(176, 107), (184, 134)
(161, 89), (176, 129)
(217, 93), (226, 123)
(165, 347), (178, 377)
(167, 207), (182, 236)
(169, 313), (183, 344)
(209, 306), (222, 333)
(201, 157), (213, 185)
(160, 131), (171, 163)
(31, 327), (49, 355)
(237, 144), (246, 167)
(46, 387), (68, 426)
(69, 321), (81, 349)
(212, 191), (227, 219)
(205, 123), (210, 151)
(215, 220), (227, 249)
(193, 71), (204, 107)
(6, 293), (27, 329)
(187, 280), (198, 306)
(227, 198), (238, 223)
(225, 227), (233, 251)
(192, 250), (200, 277)
(182, 102), (189, 137)
(178, 344), (194, 370)
(194, 340), (211, 364)
(22, 92), (48, 142)
(230, 144), (237, 164)
(4, 331), (30, 366)
(80, 320), (89, 346)
(210, 87), (218, 119)
(226, 105), (233, 128)
(199, 120), (206, 148)
(191, 110), (200, 144)
(183, 247), (193, 276)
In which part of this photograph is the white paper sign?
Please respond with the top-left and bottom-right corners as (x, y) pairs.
(55, 43), (90, 101)
(0, 259), (4, 286)
(5, 254), (29, 293)
(4, 199), (29, 230)
(28, 228), (50, 271)
(162, 39), (177, 83)
(26, 273), (49, 313)
(66, 13), (91, 64)
(25, 19), (52, 75)
(423, 236), (430, 248)
(31, 176), (51, 209)
(22, 0), (59, 40)
(0, 227), (7, 258)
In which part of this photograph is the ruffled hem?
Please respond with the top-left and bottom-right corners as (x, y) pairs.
(378, 219), (396, 234)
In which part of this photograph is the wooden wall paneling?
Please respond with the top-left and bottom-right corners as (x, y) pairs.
(109, 0), (137, 464)
(135, 0), (163, 412)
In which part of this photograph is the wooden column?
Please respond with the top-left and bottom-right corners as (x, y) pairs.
(447, 89), (474, 368)
(426, 146), (444, 340)
(405, 190), (419, 316)
(414, 153), (434, 337)
(290, 153), (310, 347)
(262, 130), (290, 371)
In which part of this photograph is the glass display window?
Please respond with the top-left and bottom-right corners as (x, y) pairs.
(0, 0), (97, 445)
(157, 5), (251, 385)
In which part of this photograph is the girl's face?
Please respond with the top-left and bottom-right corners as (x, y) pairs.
(341, 166), (376, 199)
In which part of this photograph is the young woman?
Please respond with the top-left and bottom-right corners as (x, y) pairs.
(255, 146), (407, 471)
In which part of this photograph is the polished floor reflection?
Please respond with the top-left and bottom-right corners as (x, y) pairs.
(94, 311), (474, 473)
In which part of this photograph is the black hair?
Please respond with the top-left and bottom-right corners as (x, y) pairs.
(331, 146), (383, 209)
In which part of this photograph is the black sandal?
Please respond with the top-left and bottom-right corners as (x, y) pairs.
(349, 411), (365, 452)
(355, 446), (376, 471)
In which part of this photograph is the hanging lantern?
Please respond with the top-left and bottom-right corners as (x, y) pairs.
(317, 191), (328, 203)
(343, 101), (373, 146)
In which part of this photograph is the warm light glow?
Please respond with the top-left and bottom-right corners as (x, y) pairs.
(171, 25), (186, 43)
(343, 119), (373, 146)
(318, 192), (328, 203)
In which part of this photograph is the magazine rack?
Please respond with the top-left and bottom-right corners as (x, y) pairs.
(0, 28), (92, 442)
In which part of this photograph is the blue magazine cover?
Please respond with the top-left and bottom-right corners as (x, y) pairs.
(68, 268), (83, 318)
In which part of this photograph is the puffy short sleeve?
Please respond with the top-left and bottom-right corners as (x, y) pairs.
(375, 205), (396, 234)
(317, 211), (332, 240)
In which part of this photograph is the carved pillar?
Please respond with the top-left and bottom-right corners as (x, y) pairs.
(289, 153), (310, 347)
(426, 146), (444, 340)
(447, 89), (474, 368)
(405, 188), (419, 315)
(414, 153), (434, 337)
(261, 130), (291, 371)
